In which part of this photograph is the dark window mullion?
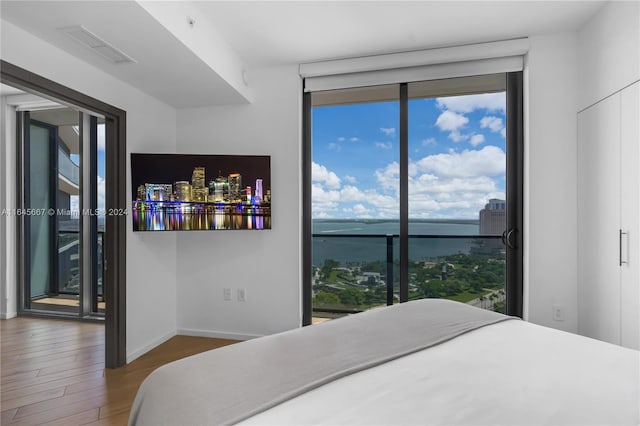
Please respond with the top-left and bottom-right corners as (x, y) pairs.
(505, 72), (524, 318)
(302, 90), (313, 326)
(50, 123), (58, 297)
(20, 111), (31, 310)
(399, 83), (409, 303)
(89, 115), (99, 314)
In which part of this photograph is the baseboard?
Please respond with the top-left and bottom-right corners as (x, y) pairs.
(1, 312), (17, 319)
(126, 330), (177, 364)
(177, 328), (261, 341)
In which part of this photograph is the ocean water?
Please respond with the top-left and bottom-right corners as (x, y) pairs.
(312, 219), (490, 266)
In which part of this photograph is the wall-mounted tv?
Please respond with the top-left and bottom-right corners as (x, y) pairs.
(131, 153), (271, 231)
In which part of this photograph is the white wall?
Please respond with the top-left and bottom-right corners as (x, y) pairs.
(577, 1), (640, 110)
(524, 33), (579, 332)
(0, 20), (178, 362)
(175, 65), (301, 339)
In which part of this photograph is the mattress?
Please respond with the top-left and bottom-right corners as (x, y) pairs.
(129, 300), (640, 425)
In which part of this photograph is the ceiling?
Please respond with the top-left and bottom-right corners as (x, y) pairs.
(1, 1), (605, 108)
(200, 1), (605, 67)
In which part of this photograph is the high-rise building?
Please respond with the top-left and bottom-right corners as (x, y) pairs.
(255, 179), (263, 201)
(479, 198), (506, 235)
(265, 189), (271, 203)
(137, 185), (146, 201)
(145, 184), (172, 201)
(192, 188), (208, 203)
(246, 186), (252, 203)
(192, 167), (205, 189)
(228, 173), (242, 202)
(175, 181), (192, 202)
(213, 173), (229, 202)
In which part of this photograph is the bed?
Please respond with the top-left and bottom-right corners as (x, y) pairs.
(129, 299), (640, 425)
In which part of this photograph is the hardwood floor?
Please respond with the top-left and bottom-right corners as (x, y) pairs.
(1, 317), (238, 425)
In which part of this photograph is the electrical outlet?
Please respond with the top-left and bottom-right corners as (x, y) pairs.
(553, 304), (565, 321)
(223, 288), (232, 301)
(237, 288), (246, 302)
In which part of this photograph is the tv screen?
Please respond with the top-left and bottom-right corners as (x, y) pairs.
(131, 153), (271, 231)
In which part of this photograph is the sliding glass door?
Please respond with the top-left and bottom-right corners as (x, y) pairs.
(20, 108), (105, 317)
(310, 85), (399, 321)
(304, 73), (522, 324)
(407, 77), (508, 312)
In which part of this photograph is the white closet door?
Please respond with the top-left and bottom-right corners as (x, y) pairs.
(620, 81), (640, 349)
(578, 93), (621, 345)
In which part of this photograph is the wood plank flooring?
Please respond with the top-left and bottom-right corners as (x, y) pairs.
(1, 317), (238, 425)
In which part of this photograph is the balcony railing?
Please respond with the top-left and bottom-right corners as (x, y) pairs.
(58, 147), (79, 185)
(312, 233), (506, 318)
(58, 230), (104, 296)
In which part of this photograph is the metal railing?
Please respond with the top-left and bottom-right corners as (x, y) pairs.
(58, 230), (104, 296)
(311, 233), (505, 316)
(58, 147), (79, 185)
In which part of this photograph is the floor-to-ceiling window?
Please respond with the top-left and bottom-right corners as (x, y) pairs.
(303, 73), (523, 324)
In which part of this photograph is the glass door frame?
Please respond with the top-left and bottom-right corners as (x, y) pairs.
(20, 115), (59, 309)
(2, 60), (127, 368)
(302, 72), (524, 325)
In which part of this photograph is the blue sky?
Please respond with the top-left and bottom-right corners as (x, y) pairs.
(312, 92), (506, 219)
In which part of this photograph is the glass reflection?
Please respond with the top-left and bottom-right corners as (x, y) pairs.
(132, 203), (270, 231)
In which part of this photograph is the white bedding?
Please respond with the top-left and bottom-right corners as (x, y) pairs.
(243, 320), (640, 425)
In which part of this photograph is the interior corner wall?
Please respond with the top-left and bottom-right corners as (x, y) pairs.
(175, 65), (301, 339)
(577, 0), (640, 110)
(1, 19), (179, 362)
(524, 32), (578, 332)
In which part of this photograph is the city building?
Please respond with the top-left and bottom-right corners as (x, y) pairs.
(145, 183), (173, 202)
(191, 166), (205, 189)
(136, 185), (146, 201)
(479, 198), (506, 236)
(174, 181), (192, 202)
(255, 179), (263, 202)
(228, 173), (242, 202)
(192, 187), (208, 203)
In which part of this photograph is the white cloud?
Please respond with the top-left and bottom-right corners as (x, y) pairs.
(69, 176), (105, 215)
(411, 175), (497, 194)
(375, 141), (392, 150)
(344, 175), (357, 184)
(97, 175), (105, 211)
(338, 137), (346, 142)
(350, 137), (360, 142)
(97, 124), (105, 152)
(480, 116), (504, 133)
(436, 92), (505, 113)
(415, 145), (505, 178)
(375, 162), (399, 191)
(448, 130), (468, 143)
(345, 204), (373, 217)
(501, 128), (506, 138)
(328, 142), (341, 152)
(469, 134), (485, 147)
(380, 127), (396, 137)
(407, 172), (504, 219)
(312, 162), (341, 190)
(422, 137), (436, 146)
(435, 110), (468, 132)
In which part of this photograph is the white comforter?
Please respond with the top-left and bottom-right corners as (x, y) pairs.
(243, 320), (640, 425)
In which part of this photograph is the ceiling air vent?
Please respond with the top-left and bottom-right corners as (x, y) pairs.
(60, 25), (136, 64)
